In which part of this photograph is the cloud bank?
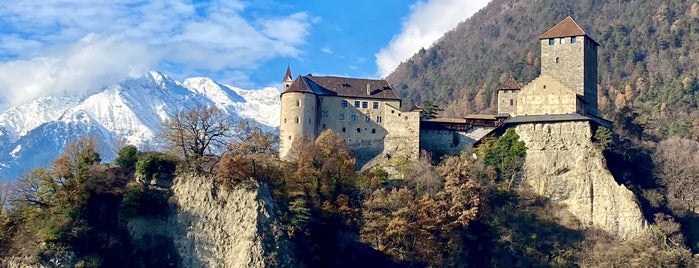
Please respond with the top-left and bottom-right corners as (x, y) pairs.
(375, 0), (491, 78)
(0, 0), (311, 106)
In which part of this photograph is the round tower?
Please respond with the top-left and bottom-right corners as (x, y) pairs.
(279, 68), (317, 160)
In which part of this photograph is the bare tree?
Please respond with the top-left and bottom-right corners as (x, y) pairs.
(164, 104), (233, 173)
(0, 178), (10, 211)
(653, 137), (699, 216)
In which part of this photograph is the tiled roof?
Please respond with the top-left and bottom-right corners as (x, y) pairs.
(499, 74), (521, 90)
(539, 16), (597, 44)
(282, 74), (400, 100)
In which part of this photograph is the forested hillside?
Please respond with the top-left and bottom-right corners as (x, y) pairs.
(388, 0), (699, 140)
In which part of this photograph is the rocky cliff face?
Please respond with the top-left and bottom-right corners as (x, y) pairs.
(515, 121), (647, 239)
(128, 176), (295, 267)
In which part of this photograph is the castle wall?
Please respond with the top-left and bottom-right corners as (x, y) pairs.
(540, 36), (586, 96)
(516, 74), (578, 116)
(583, 39), (598, 115)
(381, 106), (420, 160)
(279, 92), (317, 160)
(497, 89), (518, 116)
(420, 126), (495, 156)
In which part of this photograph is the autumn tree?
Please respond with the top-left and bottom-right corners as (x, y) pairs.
(163, 104), (233, 173)
(217, 120), (279, 185)
(653, 137), (699, 216)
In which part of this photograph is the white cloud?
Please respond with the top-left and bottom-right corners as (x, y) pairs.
(0, 0), (312, 106)
(0, 34), (155, 105)
(375, 0), (491, 78)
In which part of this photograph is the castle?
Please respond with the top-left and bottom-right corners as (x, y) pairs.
(279, 16), (610, 165)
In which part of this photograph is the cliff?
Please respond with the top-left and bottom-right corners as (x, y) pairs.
(128, 176), (296, 267)
(514, 121), (647, 239)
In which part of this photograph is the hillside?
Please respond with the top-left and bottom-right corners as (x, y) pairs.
(388, 0), (699, 140)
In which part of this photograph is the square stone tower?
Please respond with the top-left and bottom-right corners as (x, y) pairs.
(539, 16), (598, 116)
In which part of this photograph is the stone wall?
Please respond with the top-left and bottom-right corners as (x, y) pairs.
(420, 126), (495, 157)
(516, 74), (579, 116)
(514, 121), (646, 239)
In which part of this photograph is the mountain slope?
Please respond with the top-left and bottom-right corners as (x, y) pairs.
(0, 71), (280, 180)
(387, 0), (699, 139)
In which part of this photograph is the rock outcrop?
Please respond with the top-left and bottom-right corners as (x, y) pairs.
(128, 176), (295, 267)
(515, 121), (647, 239)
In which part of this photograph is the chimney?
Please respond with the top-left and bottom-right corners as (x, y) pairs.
(366, 83), (371, 95)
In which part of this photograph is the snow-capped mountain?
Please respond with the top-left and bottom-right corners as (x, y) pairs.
(0, 71), (281, 180)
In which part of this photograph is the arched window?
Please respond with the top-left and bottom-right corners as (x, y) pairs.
(296, 99), (300, 106)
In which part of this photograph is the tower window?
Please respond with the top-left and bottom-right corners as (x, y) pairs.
(295, 116), (300, 124)
(510, 99), (514, 106)
(296, 100), (300, 106)
(556, 57), (560, 64)
(356, 128), (361, 133)
(342, 100), (348, 107)
(354, 101), (360, 108)
(571, 36), (577, 43)
(351, 113), (357, 121)
(362, 101), (368, 108)
(284, 118), (287, 123)
(342, 127), (346, 132)
(322, 110), (329, 118)
(308, 119), (311, 124)
(373, 102), (379, 109)
(549, 38), (555, 45)
(339, 113), (345, 121)
(376, 116), (382, 123)
(371, 128), (376, 134)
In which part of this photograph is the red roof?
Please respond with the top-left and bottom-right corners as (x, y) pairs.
(282, 74), (400, 100)
(539, 16), (597, 44)
(499, 74), (521, 90)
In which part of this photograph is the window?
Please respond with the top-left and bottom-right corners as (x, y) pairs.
(322, 123), (326, 129)
(284, 118), (287, 123)
(354, 101), (360, 108)
(362, 101), (368, 108)
(350, 113), (357, 121)
(296, 99), (300, 106)
(342, 127), (346, 132)
(356, 128), (361, 133)
(373, 102), (379, 109)
(559, 37), (564, 44)
(371, 128), (376, 134)
(295, 116), (300, 124)
(549, 38), (555, 45)
(342, 100), (348, 107)
(555, 57), (560, 64)
(571, 36), (577, 43)
(365, 115), (371, 122)
(288, 136), (291, 140)
(322, 110), (329, 118)
(509, 99), (514, 106)
(308, 119), (311, 124)
(339, 113), (345, 121)
(376, 116), (382, 123)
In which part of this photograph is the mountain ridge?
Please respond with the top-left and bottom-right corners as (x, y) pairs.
(0, 71), (281, 180)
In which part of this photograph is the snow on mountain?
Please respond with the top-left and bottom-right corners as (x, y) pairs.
(0, 71), (280, 180)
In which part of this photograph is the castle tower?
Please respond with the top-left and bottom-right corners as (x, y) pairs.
(497, 74), (521, 116)
(279, 69), (317, 160)
(539, 16), (598, 115)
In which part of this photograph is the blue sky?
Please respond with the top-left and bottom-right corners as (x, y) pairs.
(0, 0), (490, 108)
